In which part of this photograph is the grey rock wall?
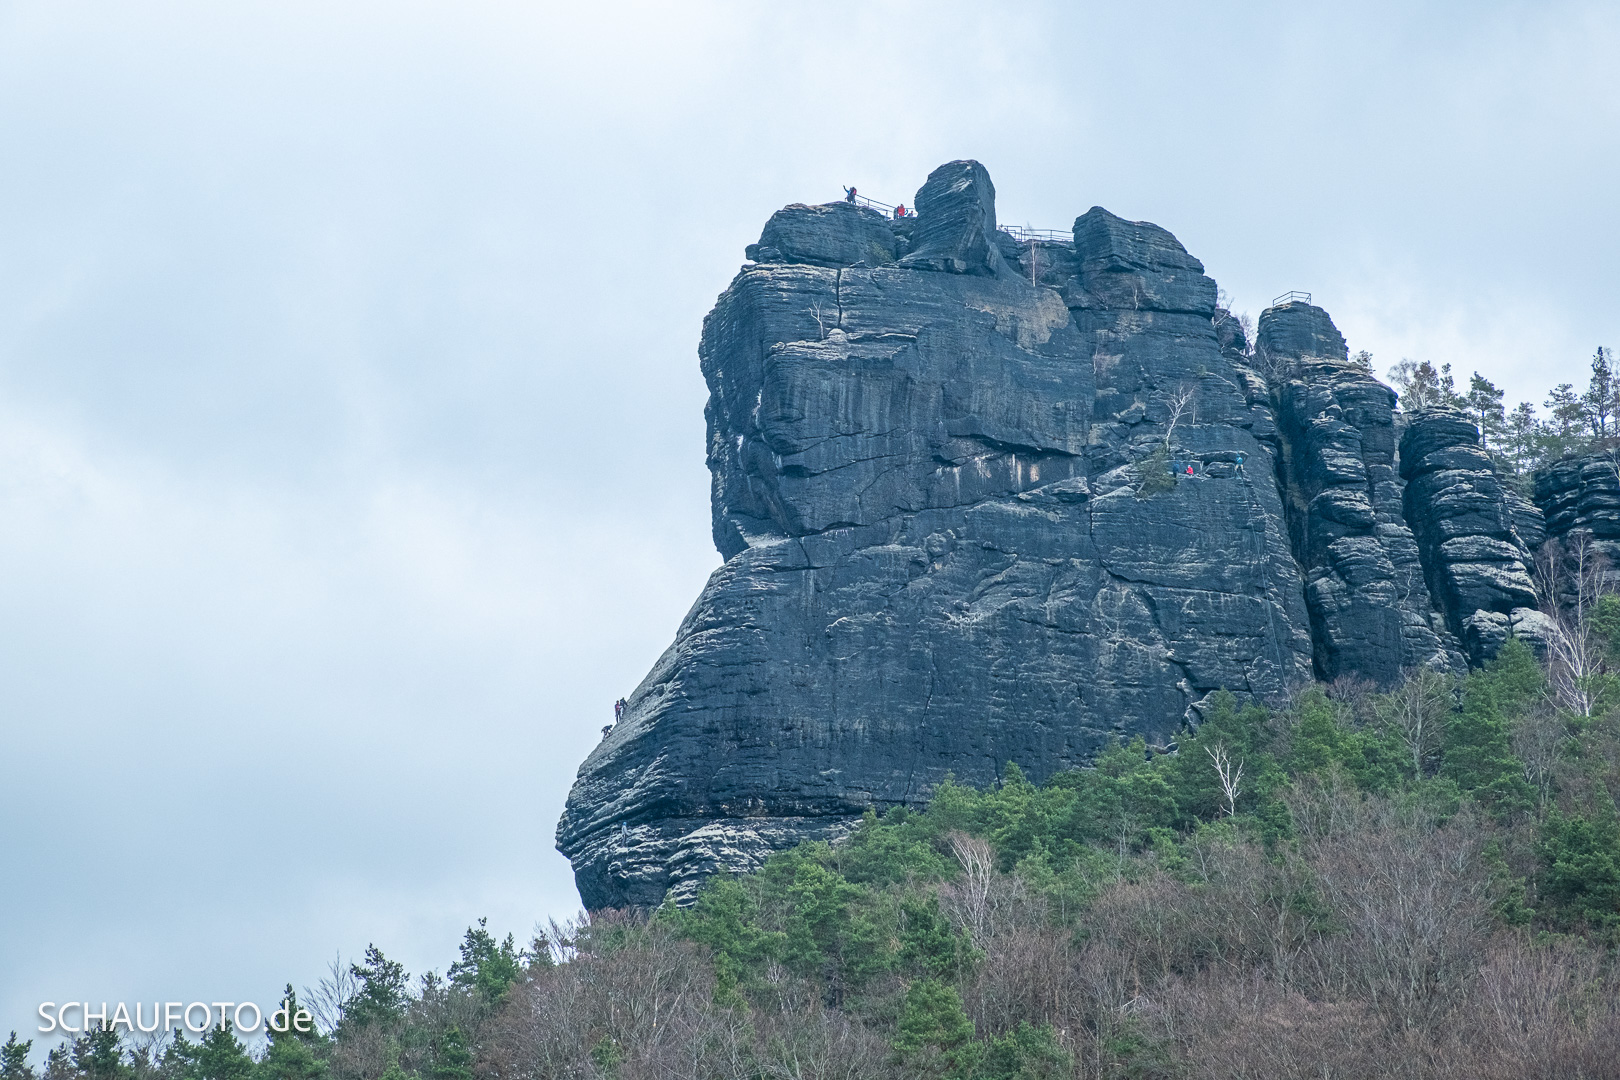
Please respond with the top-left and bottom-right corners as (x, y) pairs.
(1262, 304), (1460, 683)
(1534, 453), (1620, 560)
(1399, 410), (1542, 662)
(557, 160), (1544, 909)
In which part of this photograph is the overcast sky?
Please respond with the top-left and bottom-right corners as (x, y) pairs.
(2, 0), (1617, 1046)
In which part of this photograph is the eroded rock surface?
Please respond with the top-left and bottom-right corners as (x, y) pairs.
(1263, 303), (1460, 683)
(557, 160), (1544, 909)
(1399, 409), (1541, 662)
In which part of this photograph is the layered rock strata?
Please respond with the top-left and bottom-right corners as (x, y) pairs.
(1399, 410), (1543, 662)
(1530, 452), (1620, 611)
(1534, 453), (1620, 561)
(1262, 303), (1460, 683)
(557, 160), (1545, 909)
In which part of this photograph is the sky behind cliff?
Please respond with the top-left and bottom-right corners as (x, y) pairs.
(2, 0), (1617, 1044)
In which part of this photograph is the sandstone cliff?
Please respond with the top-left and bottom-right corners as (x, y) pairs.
(557, 161), (1547, 909)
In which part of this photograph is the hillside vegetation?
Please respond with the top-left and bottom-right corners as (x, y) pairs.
(14, 624), (1620, 1079)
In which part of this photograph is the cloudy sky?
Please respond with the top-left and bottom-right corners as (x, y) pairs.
(2, 0), (1616, 1044)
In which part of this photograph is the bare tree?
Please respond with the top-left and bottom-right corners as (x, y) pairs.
(304, 953), (358, 1035)
(1536, 533), (1610, 718)
(1205, 743), (1244, 817)
(1302, 801), (1494, 1034)
(944, 831), (994, 944)
(1163, 383), (1197, 450)
(810, 301), (830, 341)
(1513, 699), (1566, 810)
(1376, 666), (1452, 776)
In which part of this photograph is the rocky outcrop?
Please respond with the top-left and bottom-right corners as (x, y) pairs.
(1263, 303), (1460, 683)
(1534, 453), (1620, 560)
(898, 160), (1004, 276)
(1530, 452), (1620, 616)
(556, 160), (1545, 909)
(1399, 410), (1542, 662)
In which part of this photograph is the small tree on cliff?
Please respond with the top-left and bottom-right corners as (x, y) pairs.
(1163, 383), (1196, 449)
(1466, 372), (1507, 452)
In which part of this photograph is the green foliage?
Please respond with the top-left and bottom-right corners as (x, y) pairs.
(1286, 687), (1403, 792)
(74, 1030), (129, 1080)
(374, 1059), (411, 1080)
(981, 1023), (1072, 1080)
(342, 945), (410, 1032)
(1444, 639), (1538, 816)
(194, 1027), (254, 1080)
(588, 1037), (622, 1076)
(898, 894), (974, 980)
(664, 873), (781, 1000)
(161, 1027), (254, 1080)
(1162, 691), (1286, 833)
(1134, 444), (1175, 497)
(1, 1034), (34, 1080)
(1539, 810), (1620, 933)
(79, 624), (1620, 1080)
(833, 807), (954, 885)
(254, 1034), (324, 1080)
(257, 987), (326, 1080)
(427, 1027), (472, 1080)
(447, 918), (523, 1009)
(893, 979), (980, 1078)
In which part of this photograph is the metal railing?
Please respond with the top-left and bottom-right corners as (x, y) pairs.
(847, 192), (915, 217)
(1000, 225), (1070, 243)
(1271, 290), (1312, 307)
(841, 192), (1070, 241)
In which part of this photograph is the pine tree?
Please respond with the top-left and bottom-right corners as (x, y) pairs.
(1503, 402), (1541, 475)
(893, 979), (980, 1078)
(1443, 639), (1538, 816)
(194, 1026), (255, 1080)
(1466, 372), (1507, 452)
(448, 919), (523, 1010)
(343, 946), (410, 1032)
(1544, 382), (1586, 458)
(257, 987), (327, 1080)
(429, 1027), (473, 1080)
(72, 1030), (127, 1080)
(1, 1034), (34, 1080)
(1583, 347), (1619, 440)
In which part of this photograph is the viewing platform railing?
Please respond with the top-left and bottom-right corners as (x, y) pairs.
(999, 225), (1070, 243)
(1271, 290), (1313, 307)
(851, 193), (914, 217)
(844, 192), (1069, 241)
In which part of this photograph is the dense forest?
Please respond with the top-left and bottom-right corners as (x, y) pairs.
(10, 627), (1620, 1080)
(9, 345), (1620, 1080)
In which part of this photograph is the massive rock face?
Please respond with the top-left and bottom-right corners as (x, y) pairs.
(1262, 305), (1460, 682)
(1399, 410), (1542, 662)
(557, 160), (1546, 909)
(1534, 453), (1620, 561)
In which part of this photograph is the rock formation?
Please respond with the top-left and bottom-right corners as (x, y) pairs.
(557, 160), (1548, 909)
(1398, 410), (1544, 661)
(1262, 306), (1460, 682)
